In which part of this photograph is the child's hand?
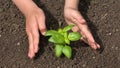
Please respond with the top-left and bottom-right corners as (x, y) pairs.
(12, 0), (47, 59)
(64, 7), (100, 49)
(25, 8), (46, 58)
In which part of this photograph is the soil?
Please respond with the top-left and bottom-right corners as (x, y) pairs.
(0, 0), (120, 68)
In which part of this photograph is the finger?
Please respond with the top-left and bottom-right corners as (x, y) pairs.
(32, 27), (39, 53)
(81, 30), (100, 49)
(81, 27), (98, 49)
(95, 42), (100, 49)
(72, 17), (94, 40)
(73, 18), (100, 49)
(65, 19), (80, 32)
(27, 32), (35, 59)
(81, 37), (97, 49)
(81, 26), (98, 49)
(29, 16), (39, 54)
(71, 13), (93, 42)
(72, 26), (80, 32)
(80, 32), (94, 48)
(81, 37), (87, 43)
(26, 17), (37, 59)
(80, 37), (98, 50)
(36, 16), (47, 35)
(82, 27), (100, 49)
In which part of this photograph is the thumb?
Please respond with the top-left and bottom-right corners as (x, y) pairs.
(36, 16), (47, 35)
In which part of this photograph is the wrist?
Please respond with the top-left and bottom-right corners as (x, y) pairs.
(64, 5), (78, 10)
(64, 6), (78, 11)
(24, 6), (42, 17)
(12, 0), (40, 16)
(64, 0), (79, 10)
(21, 1), (40, 17)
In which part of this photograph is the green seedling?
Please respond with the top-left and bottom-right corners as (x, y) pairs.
(45, 25), (82, 59)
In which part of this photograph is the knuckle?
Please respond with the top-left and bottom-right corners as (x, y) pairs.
(25, 28), (32, 37)
(34, 42), (39, 46)
(34, 34), (39, 38)
(80, 19), (86, 24)
(26, 28), (30, 32)
(33, 39), (39, 46)
(32, 31), (39, 37)
(72, 26), (79, 32)
(26, 29), (30, 34)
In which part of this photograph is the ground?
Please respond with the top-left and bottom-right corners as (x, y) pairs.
(0, 0), (120, 68)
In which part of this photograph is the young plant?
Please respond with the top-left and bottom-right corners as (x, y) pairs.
(45, 25), (82, 59)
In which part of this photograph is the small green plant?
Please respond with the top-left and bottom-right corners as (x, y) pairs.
(45, 25), (82, 59)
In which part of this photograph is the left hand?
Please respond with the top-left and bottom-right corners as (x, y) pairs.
(64, 7), (100, 49)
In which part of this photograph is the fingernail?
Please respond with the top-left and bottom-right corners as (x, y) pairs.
(42, 32), (46, 35)
(29, 54), (34, 59)
(94, 42), (100, 49)
(28, 53), (32, 59)
(41, 29), (47, 35)
(97, 44), (100, 49)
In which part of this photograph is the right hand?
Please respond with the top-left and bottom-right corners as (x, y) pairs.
(25, 8), (46, 59)
(64, 7), (100, 50)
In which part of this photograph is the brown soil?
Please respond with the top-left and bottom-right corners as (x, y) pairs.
(0, 0), (120, 68)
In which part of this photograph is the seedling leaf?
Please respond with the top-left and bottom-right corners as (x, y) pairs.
(48, 34), (65, 44)
(63, 25), (74, 32)
(65, 38), (70, 45)
(45, 30), (58, 36)
(55, 44), (64, 57)
(68, 32), (81, 41)
(58, 28), (63, 33)
(64, 32), (70, 44)
(62, 45), (72, 59)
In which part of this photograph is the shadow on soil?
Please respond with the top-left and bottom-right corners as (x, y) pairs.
(33, 0), (104, 59)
